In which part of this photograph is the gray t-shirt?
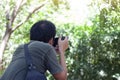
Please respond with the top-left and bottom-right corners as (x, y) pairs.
(1, 41), (63, 80)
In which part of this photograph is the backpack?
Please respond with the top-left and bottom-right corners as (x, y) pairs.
(24, 44), (47, 80)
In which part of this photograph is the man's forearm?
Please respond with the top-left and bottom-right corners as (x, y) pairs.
(59, 52), (67, 78)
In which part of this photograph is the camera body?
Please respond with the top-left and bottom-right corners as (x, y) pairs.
(53, 36), (65, 47)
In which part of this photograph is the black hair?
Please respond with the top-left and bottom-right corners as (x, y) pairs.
(30, 20), (56, 43)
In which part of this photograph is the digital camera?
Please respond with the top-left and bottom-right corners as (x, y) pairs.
(53, 36), (65, 47)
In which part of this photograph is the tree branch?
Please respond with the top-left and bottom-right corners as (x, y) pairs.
(11, 2), (46, 32)
(11, 0), (27, 25)
(5, 0), (11, 29)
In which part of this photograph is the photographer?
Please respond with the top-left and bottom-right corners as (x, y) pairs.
(1, 20), (68, 80)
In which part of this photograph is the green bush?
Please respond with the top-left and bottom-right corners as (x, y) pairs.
(56, 22), (120, 80)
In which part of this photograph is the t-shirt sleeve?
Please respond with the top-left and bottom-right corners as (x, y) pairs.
(45, 47), (63, 74)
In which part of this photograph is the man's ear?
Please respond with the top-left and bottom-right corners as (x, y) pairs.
(48, 38), (53, 45)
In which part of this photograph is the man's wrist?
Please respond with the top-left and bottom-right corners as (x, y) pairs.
(59, 51), (64, 54)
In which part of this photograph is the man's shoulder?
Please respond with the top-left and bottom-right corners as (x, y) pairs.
(29, 41), (53, 51)
(31, 41), (51, 47)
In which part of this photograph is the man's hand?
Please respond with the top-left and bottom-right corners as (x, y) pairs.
(58, 37), (69, 54)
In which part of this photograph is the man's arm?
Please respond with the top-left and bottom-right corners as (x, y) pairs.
(53, 37), (68, 80)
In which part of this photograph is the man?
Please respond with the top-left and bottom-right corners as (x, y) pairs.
(1, 20), (68, 80)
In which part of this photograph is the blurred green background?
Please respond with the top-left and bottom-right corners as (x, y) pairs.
(0, 0), (120, 80)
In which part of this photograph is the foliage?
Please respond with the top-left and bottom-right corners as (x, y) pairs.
(54, 0), (120, 79)
(56, 20), (119, 80)
(57, 0), (119, 80)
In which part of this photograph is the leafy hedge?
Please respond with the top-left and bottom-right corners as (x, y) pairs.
(57, 23), (120, 80)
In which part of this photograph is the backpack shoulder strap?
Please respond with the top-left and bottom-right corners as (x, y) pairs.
(24, 44), (35, 69)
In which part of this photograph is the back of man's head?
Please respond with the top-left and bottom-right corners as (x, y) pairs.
(30, 20), (56, 43)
